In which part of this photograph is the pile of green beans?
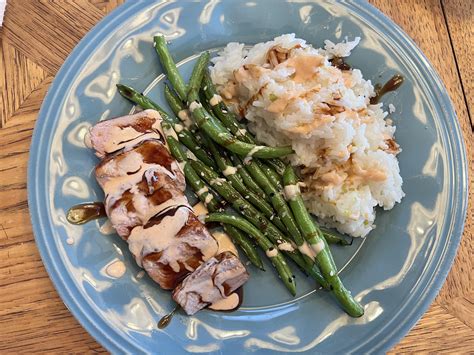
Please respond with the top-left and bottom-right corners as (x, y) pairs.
(115, 36), (363, 317)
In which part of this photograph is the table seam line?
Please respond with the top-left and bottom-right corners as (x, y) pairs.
(440, 0), (474, 130)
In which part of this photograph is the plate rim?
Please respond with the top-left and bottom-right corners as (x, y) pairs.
(27, 0), (469, 353)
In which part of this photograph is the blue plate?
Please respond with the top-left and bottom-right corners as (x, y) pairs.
(28, 1), (468, 353)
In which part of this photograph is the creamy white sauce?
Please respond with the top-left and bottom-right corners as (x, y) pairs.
(237, 128), (247, 137)
(99, 219), (116, 235)
(102, 126), (155, 154)
(210, 177), (226, 186)
(101, 151), (185, 226)
(196, 186), (209, 196)
(193, 202), (208, 216)
(128, 207), (180, 267)
(163, 125), (178, 141)
(284, 184), (300, 200)
(209, 94), (223, 106)
(125, 189), (189, 229)
(99, 110), (164, 155)
(105, 260), (126, 278)
(222, 165), (237, 177)
(311, 240), (325, 256)
(266, 248), (278, 258)
(178, 109), (193, 127)
(209, 292), (239, 311)
(128, 207), (217, 270)
(178, 161), (186, 173)
(298, 243), (317, 260)
(175, 255), (245, 313)
(204, 194), (214, 205)
(243, 146), (264, 164)
(186, 150), (197, 161)
(197, 214), (206, 224)
(189, 101), (202, 112)
(176, 258), (219, 304)
(277, 242), (294, 252)
(212, 231), (238, 255)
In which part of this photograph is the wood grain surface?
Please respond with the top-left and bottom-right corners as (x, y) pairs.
(0, 0), (472, 353)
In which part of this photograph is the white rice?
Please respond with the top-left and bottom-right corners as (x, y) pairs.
(210, 34), (404, 237)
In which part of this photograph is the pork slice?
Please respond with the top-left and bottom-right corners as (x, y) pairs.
(95, 140), (185, 238)
(138, 213), (218, 290)
(85, 109), (166, 158)
(172, 251), (250, 315)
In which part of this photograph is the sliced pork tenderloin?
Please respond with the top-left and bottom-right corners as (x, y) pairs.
(172, 251), (250, 315)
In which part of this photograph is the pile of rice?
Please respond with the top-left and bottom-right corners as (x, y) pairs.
(209, 34), (404, 237)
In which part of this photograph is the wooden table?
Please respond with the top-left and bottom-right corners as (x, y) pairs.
(0, 0), (472, 352)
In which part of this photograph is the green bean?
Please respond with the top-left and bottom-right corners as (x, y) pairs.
(206, 213), (296, 295)
(161, 125), (219, 211)
(201, 72), (287, 174)
(158, 52), (292, 159)
(228, 153), (267, 200)
(206, 137), (286, 232)
(116, 84), (168, 117)
(116, 84), (216, 168)
(235, 156), (302, 244)
(254, 160), (283, 190)
(190, 159), (327, 287)
(223, 224), (264, 270)
(283, 166), (364, 317)
(153, 35), (187, 102)
(187, 51), (210, 102)
(264, 159), (288, 178)
(201, 72), (243, 133)
(321, 227), (353, 246)
(182, 161), (220, 212)
(164, 84), (188, 122)
(165, 84), (215, 152)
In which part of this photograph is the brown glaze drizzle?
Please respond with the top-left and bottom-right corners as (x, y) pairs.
(144, 204), (193, 229)
(158, 304), (180, 329)
(370, 74), (404, 104)
(67, 202), (106, 225)
(330, 57), (351, 71)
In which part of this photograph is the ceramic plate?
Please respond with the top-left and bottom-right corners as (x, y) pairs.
(28, 1), (468, 353)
